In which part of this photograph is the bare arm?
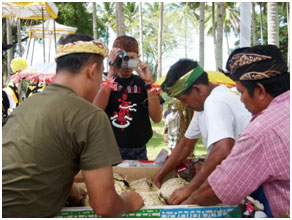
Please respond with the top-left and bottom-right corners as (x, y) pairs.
(92, 48), (120, 109)
(134, 61), (162, 123)
(168, 138), (235, 205)
(92, 85), (111, 110)
(181, 180), (221, 206)
(153, 137), (198, 188)
(147, 89), (162, 122)
(83, 166), (144, 217)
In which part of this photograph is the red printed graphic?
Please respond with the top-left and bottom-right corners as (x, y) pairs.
(110, 93), (137, 131)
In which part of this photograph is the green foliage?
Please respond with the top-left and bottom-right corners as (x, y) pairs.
(252, 2), (289, 62)
(138, 3), (179, 78)
(55, 2), (107, 41)
(205, 3), (240, 37)
(124, 2), (139, 36)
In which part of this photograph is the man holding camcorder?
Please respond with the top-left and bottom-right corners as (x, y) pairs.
(93, 35), (162, 160)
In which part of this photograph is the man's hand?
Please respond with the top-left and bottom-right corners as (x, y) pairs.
(134, 61), (153, 85)
(180, 180), (221, 206)
(121, 191), (144, 213)
(153, 137), (198, 188)
(153, 170), (164, 188)
(168, 185), (193, 205)
(108, 48), (120, 78)
(68, 184), (88, 206)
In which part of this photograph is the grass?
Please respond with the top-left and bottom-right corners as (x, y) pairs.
(147, 112), (207, 161)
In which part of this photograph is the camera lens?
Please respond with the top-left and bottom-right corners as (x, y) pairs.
(123, 54), (130, 61)
(119, 50), (129, 61)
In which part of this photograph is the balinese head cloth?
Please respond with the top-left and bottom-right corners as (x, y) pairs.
(55, 40), (109, 60)
(225, 45), (288, 81)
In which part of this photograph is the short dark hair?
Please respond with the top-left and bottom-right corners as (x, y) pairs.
(112, 35), (138, 53)
(163, 59), (209, 95)
(241, 72), (290, 97)
(56, 34), (103, 74)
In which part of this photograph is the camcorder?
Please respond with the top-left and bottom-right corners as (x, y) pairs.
(111, 50), (140, 69)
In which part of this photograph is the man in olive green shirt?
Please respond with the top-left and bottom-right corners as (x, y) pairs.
(2, 33), (144, 218)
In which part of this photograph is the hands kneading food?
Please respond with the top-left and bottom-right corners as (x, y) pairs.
(71, 174), (188, 207)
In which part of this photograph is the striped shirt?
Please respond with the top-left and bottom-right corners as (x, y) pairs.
(208, 90), (290, 218)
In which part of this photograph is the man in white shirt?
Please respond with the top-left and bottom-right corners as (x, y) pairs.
(164, 104), (180, 153)
(153, 58), (251, 205)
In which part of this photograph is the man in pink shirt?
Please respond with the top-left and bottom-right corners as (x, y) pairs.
(180, 45), (290, 218)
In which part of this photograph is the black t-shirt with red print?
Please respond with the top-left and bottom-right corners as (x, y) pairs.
(105, 74), (153, 149)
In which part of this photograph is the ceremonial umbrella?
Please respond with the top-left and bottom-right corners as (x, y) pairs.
(28, 19), (77, 39)
(2, 2), (58, 20)
(2, 2), (59, 64)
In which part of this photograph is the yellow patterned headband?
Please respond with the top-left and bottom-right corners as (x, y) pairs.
(55, 40), (109, 60)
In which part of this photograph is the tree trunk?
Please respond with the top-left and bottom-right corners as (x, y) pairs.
(212, 3), (216, 58)
(240, 2), (251, 47)
(225, 32), (230, 54)
(154, 62), (158, 81)
(93, 2), (97, 40)
(139, 2), (144, 61)
(252, 2), (257, 46)
(6, 18), (13, 77)
(215, 2), (224, 70)
(199, 2), (205, 68)
(157, 2), (163, 79)
(116, 2), (125, 37)
(259, 3), (264, 45)
(267, 2), (279, 47)
(17, 18), (22, 56)
(184, 8), (188, 58)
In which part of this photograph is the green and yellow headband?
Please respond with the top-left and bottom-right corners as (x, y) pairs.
(161, 65), (204, 97)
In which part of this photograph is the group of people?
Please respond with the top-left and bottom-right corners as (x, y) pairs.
(2, 32), (289, 218)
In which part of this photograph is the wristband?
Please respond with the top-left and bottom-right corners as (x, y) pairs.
(144, 83), (152, 90)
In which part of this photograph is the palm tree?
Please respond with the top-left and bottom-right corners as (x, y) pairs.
(92, 2), (97, 39)
(212, 3), (216, 60)
(142, 3), (178, 78)
(205, 3), (240, 64)
(252, 2), (257, 46)
(96, 2), (115, 45)
(123, 2), (139, 36)
(138, 2), (144, 61)
(6, 18), (13, 77)
(215, 2), (224, 70)
(223, 3), (240, 53)
(259, 2), (264, 45)
(199, 2), (205, 68)
(157, 2), (164, 79)
(116, 2), (125, 37)
(168, 2), (199, 59)
(141, 2), (160, 75)
(267, 2), (279, 46)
